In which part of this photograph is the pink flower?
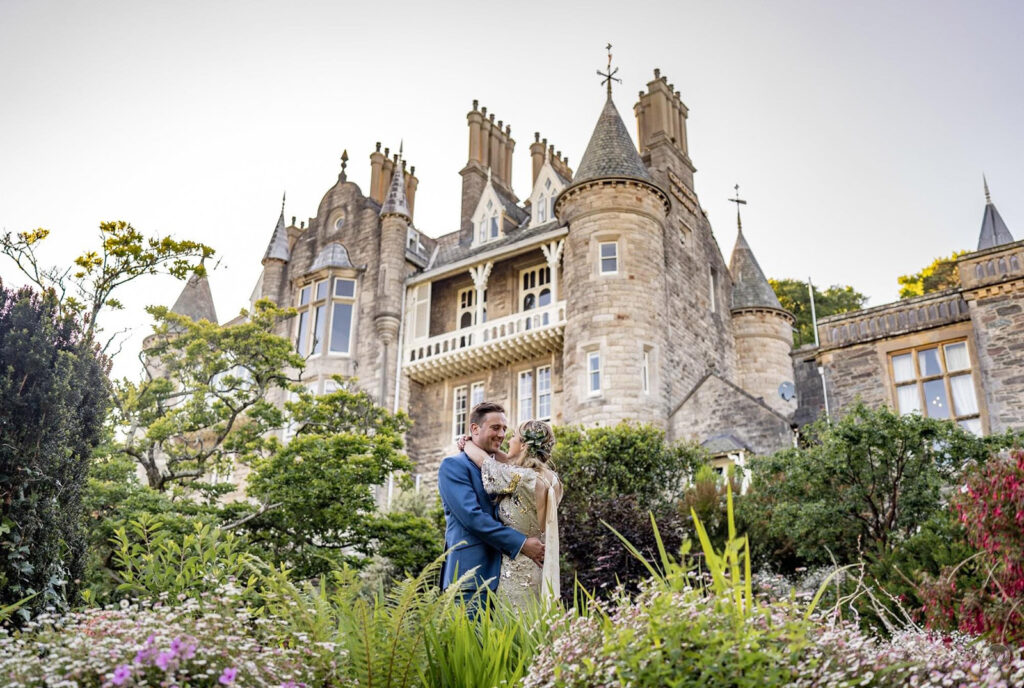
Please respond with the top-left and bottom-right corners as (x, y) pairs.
(219, 667), (238, 685)
(156, 650), (174, 671)
(111, 664), (132, 686)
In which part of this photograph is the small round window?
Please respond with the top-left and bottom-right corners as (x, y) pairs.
(334, 216), (346, 230)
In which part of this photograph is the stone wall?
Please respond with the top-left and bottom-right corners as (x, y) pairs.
(791, 345), (825, 426)
(732, 308), (797, 417)
(968, 287), (1024, 432)
(406, 351), (563, 489)
(557, 180), (670, 427)
(817, 341), (888, 416)
(669, 374), (793, 456)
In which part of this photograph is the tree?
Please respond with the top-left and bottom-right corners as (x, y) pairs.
(897, 251), (968, 299)
(742, 404), (1017, 570)
(237, 379), (436, 578)
(1, 222), (213, 353)
(113, 299), (304, 491)
(0, 283), (109, 616)
(769, 278), (867, 346)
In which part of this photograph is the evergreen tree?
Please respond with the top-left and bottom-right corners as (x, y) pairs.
(0, 284), (109, 617)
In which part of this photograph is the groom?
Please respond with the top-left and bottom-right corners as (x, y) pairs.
(437, 401), (545, 597)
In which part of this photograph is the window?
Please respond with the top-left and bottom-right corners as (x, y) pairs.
(295, 285), (311, 354)
(295, 277), (357, 356)
(587, 352), (601, 395)
(520, 265), (552, 311)
(890, 340), (981, 434)
(518, 370), (533, 423)
(516, 365), (552, 421)
(489, 215), (499, 239)
(642, 348), (650, 394)
(709, 267), (719, 313)
(599, 242), (618, 274)
(537, 196), (547, 223)
(457, 287), (486, 329)
(407, 228), (421, 252)
(471, 381), (485, 408)
(537, 366), (552, 419)
(477, 200), (500, 244)
(452, 386), (468, 439)
(411, 283), (430, 340)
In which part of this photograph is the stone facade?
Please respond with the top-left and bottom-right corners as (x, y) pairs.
(161, 66), (1023, 493)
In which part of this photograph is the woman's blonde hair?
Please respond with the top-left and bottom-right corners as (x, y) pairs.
(512, 419), (556, 471)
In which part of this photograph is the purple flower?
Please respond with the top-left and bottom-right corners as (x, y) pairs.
(111, 664), (132, 686)
(156, 650), (174, 671)
(170, 637), (184, 654)
(182, 642), (197, 659)
(219, 667), (238, 685)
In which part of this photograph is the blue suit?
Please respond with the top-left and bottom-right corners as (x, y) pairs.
(437, 452), (527, 594)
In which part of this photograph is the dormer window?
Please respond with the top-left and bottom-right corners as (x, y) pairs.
(530, 167), (564, 226)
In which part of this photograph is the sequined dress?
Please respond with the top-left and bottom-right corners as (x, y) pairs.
(480, 455), (560, 611)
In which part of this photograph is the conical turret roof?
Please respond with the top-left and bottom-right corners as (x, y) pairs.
(571, 95), (653, 185)
(170, 272), (218, 323)
(380, 156), (411, 220)
(977, 178), (1015, 250)
(263, 203), (290, 262)
(729, 228), (783, 311)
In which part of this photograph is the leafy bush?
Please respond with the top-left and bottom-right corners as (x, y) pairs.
(742, 403), (1012, 571)
(554, 422), (704, 598)
(0, 284), (108, 617)
(917, 449), (1024, 644)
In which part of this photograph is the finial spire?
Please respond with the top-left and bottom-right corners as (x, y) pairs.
(339, 149), (348, 181)
(597, 42), (621, 98)
(984, 173), (992, 204)
(280, 191), (286, 215)
(728, 184), (747, 231)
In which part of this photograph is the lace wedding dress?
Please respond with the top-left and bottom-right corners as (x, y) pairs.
(480, 455), (561, 610)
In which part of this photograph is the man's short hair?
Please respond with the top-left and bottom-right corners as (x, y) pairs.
(470, 401), (505, 428)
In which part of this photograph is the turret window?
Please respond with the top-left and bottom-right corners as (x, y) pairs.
(587, 352), (602, 396)
(599, 242), (618, 274)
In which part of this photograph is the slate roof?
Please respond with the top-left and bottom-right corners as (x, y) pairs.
(170, 273), (218, 323)
(701, 433), (752, 454)
(429, 219), (562, 270)
(570, 95), (653, 186)
(263, 209), (290, 262)
(978, 196), (1015, 250)
(729, 228), (784, 311)
(380, 163), (411, 219)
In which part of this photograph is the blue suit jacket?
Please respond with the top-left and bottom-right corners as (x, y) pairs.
(437, 452), (527, 593)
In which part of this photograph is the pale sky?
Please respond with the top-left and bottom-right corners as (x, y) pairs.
(2, 0), (1022, 379)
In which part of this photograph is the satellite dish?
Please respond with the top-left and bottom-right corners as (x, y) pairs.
(778, 381), (796, 401)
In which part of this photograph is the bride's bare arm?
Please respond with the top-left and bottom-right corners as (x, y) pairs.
(462, 439), (488, 467)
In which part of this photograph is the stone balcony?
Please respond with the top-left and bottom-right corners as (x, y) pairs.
(403, 301), (566, 384)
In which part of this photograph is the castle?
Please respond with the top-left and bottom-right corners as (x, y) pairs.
(166, 66), (1023, 484)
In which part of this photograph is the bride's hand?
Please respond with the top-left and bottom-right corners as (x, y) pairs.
(462, 439), (488, 467)
(455, 434), (469, 451)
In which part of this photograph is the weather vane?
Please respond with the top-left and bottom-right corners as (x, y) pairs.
(597, 42), (621, 97)
(728, 184), (747, 230)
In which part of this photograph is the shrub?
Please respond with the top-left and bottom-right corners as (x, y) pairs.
(0, 284), (108, 617)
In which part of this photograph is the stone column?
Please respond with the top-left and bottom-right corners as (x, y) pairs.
(468, 262), (493, 326)
(541, 239), (565, 302)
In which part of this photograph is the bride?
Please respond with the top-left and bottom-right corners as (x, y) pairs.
(461, 419), (563, 609)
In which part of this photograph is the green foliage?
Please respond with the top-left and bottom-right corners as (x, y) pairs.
(554, 423), (704, 598)
(240, 379), (427, 578)
(678, 463), (743, 551)
(0, 222), (213, 350)
(743, 403), (1016, 570)
(554, 422), (704, 508)
(0, 284), (109, 618)
(112, 299), (303, 491)
(898, 250), (968, 299)
(104, 514), (257, 602)
(769, 278), (867, 346)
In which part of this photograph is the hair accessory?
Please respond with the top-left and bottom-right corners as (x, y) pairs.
(520, 425), (553, 460)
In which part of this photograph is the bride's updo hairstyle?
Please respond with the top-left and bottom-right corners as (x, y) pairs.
(515, 419), (556, 471)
